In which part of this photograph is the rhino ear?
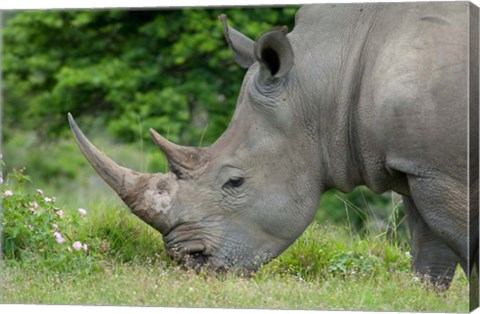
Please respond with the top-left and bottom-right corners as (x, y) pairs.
(254, 26), (294, 79)
(219, 14), (255, 69)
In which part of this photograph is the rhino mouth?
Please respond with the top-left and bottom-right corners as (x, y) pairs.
(168, 248), (227, 273)
(165, 239), (222, 272)
(184, 252), (210, 270)
(165, 239), (271, 276)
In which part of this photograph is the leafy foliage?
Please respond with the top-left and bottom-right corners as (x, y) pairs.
(3, 7), (299, 145)
(1, 163), (99, 272)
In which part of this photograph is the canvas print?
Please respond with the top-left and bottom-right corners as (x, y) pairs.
(0, 1), (478, 312)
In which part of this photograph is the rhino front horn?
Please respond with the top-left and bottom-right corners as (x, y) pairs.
(68, 113), (145, 199)
(149, 128), (209, 173)
(68, 113), (178, 234)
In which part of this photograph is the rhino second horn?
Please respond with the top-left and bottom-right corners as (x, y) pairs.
(68, 113), (143, 198)
(149, 128), (208, 172)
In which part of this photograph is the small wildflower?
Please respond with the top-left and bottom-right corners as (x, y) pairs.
(44, 197), (52, 202)
(73, 241), (83, 251)
(30, 201), (39, 209)
(4, 190), (13, 196)
(36, 189), (44, 195)
(56, 210), (64, 219)
(67, 247), (72, 252)
(78, 208), (87, 216)
(52, 224), (59, 231)
(28, 207), (36, 214)
(53, 232), (65, 244)
(0, 177), (3, 184)
(83, 244), (88, 252)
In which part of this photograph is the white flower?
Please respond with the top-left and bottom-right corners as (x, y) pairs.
(52, 224), (59, 231)
(78, 208), (87, 216)
(72, 241), (83, 251)
(83, 244), (88, 252)
(53, 232), (65, 244)
(4, 190), (13, 196)
(0, 177), (3, 184)
(36, 189), (44, 195)
(56, 210), (64, 219)
(44, 197), (52, 202)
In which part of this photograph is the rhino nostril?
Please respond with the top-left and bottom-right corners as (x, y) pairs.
(185, 252), (209, 269)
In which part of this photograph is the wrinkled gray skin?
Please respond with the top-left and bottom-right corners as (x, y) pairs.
(69, 2), (478, 288)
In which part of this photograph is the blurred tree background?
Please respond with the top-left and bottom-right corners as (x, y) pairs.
(1, 6), (406, 238)
(3, 8), (300, 144)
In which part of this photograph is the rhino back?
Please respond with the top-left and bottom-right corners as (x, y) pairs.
(290, 2), (469, 191)
(365, 2), (469, 184)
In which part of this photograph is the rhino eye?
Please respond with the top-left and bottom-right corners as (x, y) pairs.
(223, 177), (245, 190)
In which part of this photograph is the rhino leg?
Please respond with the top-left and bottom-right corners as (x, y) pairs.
(403, 196), (459, 288)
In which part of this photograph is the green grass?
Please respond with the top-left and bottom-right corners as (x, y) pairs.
(1, 261), (468, 311)
(0, 204), (469, 311)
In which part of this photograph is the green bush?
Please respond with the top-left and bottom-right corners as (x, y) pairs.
(1, 162), (100, 273)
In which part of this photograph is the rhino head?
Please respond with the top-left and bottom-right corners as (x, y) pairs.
(69, 16), (323, 272)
